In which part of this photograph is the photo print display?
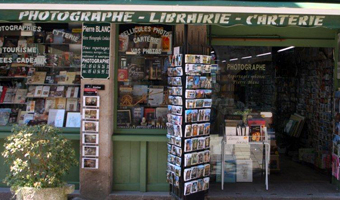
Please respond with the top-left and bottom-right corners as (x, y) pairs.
(83, 96), (100, 107)
(82, 158), (98, 169)
(185, 109), (198, 123)
(82, 109), (99, 120)
(82, 121), (99, 132)
(82, 133), (99, 145)
(82, 146), (99, 157)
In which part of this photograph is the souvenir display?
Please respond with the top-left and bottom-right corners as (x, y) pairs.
(167, 51), (212, 199)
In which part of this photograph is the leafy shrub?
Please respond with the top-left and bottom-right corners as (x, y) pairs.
(1, 125), (78, 189)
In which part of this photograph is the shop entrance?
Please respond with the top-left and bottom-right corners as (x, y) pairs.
(208, 45), (338, 197)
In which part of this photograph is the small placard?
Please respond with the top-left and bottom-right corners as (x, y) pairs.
(226, 136), (249, 145)
(85, 84), (105, 90)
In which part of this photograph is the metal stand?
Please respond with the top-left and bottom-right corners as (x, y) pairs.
(221, 136), (270, 190)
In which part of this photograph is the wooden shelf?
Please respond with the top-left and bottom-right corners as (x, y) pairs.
(0, 102), (26, 105)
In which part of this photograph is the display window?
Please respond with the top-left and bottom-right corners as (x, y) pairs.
(116, 24), (173, 130)
(0, 23), (82, 127)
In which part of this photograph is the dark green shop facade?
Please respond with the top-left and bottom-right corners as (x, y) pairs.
(0, 1), (340, 200)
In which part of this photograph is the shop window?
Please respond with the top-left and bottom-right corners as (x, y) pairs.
(0, 23), (82, 127)
(116, 24), (173, 130)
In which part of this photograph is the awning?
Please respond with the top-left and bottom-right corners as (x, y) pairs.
(0, 1), (340, 28)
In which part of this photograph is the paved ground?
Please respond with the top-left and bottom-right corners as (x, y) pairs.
(1, 155), (340, 199)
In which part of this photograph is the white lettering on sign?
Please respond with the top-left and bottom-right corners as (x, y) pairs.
(227, 64), (266, 71)
(0, 25), (41, 32)
(246, 14), (325, 26)
(52, 29), (80, 43)
(18, 11), (326, 27)
(2, 47), (37, 53)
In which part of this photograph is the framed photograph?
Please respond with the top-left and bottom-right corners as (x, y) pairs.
(83, 96), (100, 107)
(82, 145), (99, 157)
(83, 133), (99, 144)
(82, 121), (99, 132)
(117, 110), (131, 125)
(82, 158), (98, 169)
(65, 112), (81, 128)
(82, 109), (99, 120)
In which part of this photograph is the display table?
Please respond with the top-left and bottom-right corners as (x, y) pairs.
(220, 136), (270, 190)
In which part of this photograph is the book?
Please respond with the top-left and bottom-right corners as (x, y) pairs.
(8, 67), (27, 77)
(45, 32), (54, 43)
(28, 71), (46, 84)
(144, 108), (156, 124)
(66, 87), (79, 98)
(34, 99), (45, 114)
(118, 69), (128, 82)
(26, 100), (35, 113)
(55, 71), (67, 84)
(62, 52), (73, 66)
(0, 86), (7, 103)
(0, 108), (11, 125)
(55, 98), (66, 109)
(65, 112), (81, 127)
(148, 87), (164, 106)
(17, 110), (28, 124)
(13, 89), (27, 103)
(3, 88), (15, 102)
(44, 98), (56, 112)
(66, 98), (78, 111)
(47, 109), (65, 127)
(41, 86), (50, 97)
(54, 86), (65, 97)
(249, 126), (262, 142)
(65, 72), (76, 84)
(34, 86), (43, 97)
(26, 86), (35, 97)
(44, 75), (54, 84)
(49, 86), (57, 97)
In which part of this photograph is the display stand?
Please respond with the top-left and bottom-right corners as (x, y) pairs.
(167, 48), (212, 199)
(221, 125), (270, 190)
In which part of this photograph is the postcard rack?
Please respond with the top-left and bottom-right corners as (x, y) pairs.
(166, 48), (212, 200)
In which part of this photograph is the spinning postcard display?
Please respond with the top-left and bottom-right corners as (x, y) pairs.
(167, 51), (212, 199)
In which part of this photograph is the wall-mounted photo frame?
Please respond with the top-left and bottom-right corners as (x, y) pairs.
(82, 109), (100, 120)
(82, 133), (99, 145)
(83, 96), (100, 107)
(82, 158), (98, 169)
(82, 145), (99, 157)
(117, 110), (131, 126)
(82, 121), (99, 132)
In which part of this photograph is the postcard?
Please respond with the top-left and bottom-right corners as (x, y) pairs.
(185, 125), (192, 138)
(185, 109), (198, 123)
(185, 90), (196, 99)
(185, 139), (192, 152)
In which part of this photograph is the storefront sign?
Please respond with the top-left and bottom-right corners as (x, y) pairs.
(81, 23), (110, 79)
(226, 136), (249, 144)
(0, 10), (334, 28)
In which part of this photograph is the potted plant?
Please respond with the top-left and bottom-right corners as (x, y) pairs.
(1, 125), (78, 200)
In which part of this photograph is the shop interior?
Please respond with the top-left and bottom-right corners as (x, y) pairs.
(208, 45), (337, 196)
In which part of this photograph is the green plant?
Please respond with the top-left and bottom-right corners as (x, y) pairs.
(1, 125), (78, 189)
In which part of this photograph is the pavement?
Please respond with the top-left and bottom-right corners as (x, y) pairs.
(1, 155), (340, 200)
